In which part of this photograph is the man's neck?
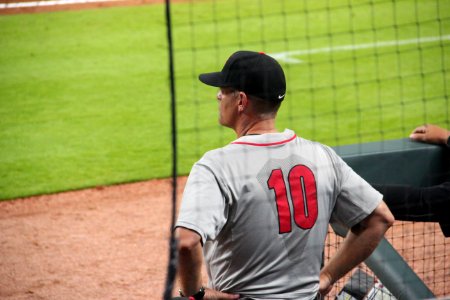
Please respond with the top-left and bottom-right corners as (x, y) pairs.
(236, 118), (278, 137)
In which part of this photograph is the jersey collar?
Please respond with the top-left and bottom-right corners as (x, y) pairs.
(231, 129), (297, 146)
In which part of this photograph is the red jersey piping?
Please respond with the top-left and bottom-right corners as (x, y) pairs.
(231, 134), (297, 147)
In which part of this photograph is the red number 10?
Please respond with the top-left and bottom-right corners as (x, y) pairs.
(267, 165), (318, 233)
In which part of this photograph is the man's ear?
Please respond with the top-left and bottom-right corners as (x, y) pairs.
(238, 92), (249, 113)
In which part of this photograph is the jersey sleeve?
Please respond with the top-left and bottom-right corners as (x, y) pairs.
(175, 161), (229, 245)
(328, 149), (383, 228)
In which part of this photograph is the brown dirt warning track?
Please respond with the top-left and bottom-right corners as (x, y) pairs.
(0, 178), (187, 299)
(0, 0), (190, 15)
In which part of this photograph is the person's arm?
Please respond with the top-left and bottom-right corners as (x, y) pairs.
(176, 227), (203, 296)
(372, 183), (450, 236)
(175, 227), (240, 300)
(409, 124), (450, 146)
(319, 201), (395, 296)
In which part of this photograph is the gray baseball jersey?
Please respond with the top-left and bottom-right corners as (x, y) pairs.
(175, 129), (382, 299)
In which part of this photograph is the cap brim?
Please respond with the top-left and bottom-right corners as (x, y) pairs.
(199, 72), (224, 87)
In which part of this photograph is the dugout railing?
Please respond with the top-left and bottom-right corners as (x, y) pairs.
(332, 138), (449, 299)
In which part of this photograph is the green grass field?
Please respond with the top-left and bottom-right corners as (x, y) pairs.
(0, 0), (449, 200)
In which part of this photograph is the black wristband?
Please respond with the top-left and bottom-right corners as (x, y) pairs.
(179, 287), (205, 300)
(446, 135), (450, 147)
(191, 287), (205, 300)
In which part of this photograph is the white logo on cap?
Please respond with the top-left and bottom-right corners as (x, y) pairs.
(278, 94), (285, 99)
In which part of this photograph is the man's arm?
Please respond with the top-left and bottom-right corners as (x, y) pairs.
(175, 227), (240, 300)
(176, 227), (203, 296)
(319, 201), (395, 296)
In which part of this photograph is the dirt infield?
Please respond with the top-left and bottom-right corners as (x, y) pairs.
(0, 178), (186, 299)
(0, 0), (189, 15)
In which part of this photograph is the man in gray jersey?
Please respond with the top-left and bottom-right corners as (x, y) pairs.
(174, 51), (394, 300)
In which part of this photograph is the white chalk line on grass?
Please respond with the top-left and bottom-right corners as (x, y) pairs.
(270, 35), (450, 64)
(0, 0), (122, 9)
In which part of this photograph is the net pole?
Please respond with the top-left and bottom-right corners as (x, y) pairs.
(163, 0), (178, 298)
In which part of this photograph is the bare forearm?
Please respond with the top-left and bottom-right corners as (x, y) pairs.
(175, 228), (204, 296)
(175, 228), (240, 300)
(322, 222), (387, 283)
(178, 242), (203, 295)
(321, 202), (394, 286)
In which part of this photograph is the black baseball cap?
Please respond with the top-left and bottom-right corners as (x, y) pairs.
(199, 50), (286, 102)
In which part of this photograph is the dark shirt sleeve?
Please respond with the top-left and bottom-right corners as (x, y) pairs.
(373, 182), (450, 237)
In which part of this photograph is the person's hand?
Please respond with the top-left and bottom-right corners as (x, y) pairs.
(318, 271), (333, 297)
(409, 124), (450, 145)
(204, 288), (240, 300)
